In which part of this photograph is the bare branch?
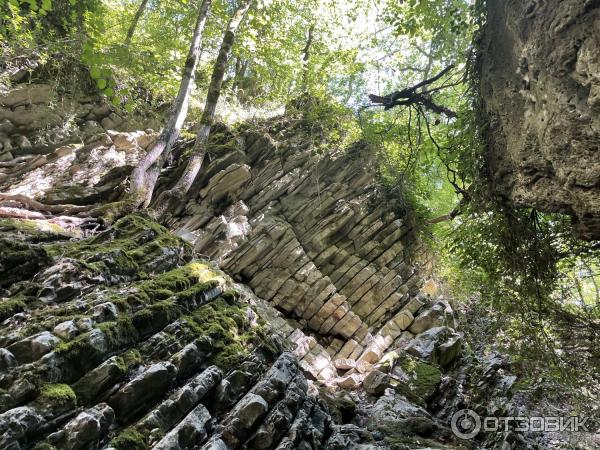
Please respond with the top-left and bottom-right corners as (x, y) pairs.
(369, 65), (457, 117)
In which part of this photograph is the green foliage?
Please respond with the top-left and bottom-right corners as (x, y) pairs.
(353, 0), (599, 388)
(288, 91), (360, 153)
(382, 0), (478, 63)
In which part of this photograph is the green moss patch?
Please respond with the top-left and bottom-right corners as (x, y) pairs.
(37, 383), (76, 407)
(183, 297), (273, 371)
(111, 427), (147, 450)
(393, 354), (442, 402)
(0, 297), (27, 322)
(46, 214), (192, 278)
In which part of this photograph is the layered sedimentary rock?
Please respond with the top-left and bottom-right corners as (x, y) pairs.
(0, 82), (547, 449)
(0, 215), (470, 450)
(479, 0), (600, 239)
(161, 120), (465, 389)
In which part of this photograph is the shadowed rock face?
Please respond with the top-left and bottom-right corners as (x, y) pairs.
(480, 0), (600, 239)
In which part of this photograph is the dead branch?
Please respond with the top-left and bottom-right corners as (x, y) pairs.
(369, 64), (457, 117)
(428, 207), (461, 224)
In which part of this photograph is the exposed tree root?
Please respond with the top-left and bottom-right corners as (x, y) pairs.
(0, 193), (93, 215)
(0, 206), (103, 234)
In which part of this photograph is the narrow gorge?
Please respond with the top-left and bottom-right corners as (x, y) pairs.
(0, 1), (598, 450)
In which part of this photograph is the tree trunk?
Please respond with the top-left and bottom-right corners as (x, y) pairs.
(233, 58), (248, 92)
(128, 0), (211, 204)
(125, 0), (150, 46)
(301, 24), (315, 90)
(167, 0), (254, 197)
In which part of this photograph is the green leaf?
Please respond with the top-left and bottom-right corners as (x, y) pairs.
(103, 87), (114, 98)
(90, 66), (101, 79)
(97, 79), (107, 90)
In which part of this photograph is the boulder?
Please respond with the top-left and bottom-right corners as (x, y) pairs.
(92, 302), (118, 322)
(405, 326), (463, 368)
(0, 348), (17, 371)
(363, 370), (389, 396)
(7, 331), (60, 363)
(46, 403), (115, 450)
(408, 302), (451, 335)
(53, 321), (79, 340)
(13, 135), (31, 150)
(391, 353), (442, 400)
(367, 393), (431, 426)
(0, 151), (12, 162)
(0, 406), (44, 448)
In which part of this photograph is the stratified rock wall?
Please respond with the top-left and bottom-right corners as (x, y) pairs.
(0, 83), (539, 449)
(480, 0), (600, 238)
(0, 216), (471, 450)
(169, 121), (438, 386)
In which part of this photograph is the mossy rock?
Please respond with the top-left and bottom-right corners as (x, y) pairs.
(47, 214), (193, 279)
(0, 238), (51, 288)
(183, 297), (274, 372)
(111, 427), (148, 450)
(36, 383), (77, 413)
(392, 353), (442, 401)
(0, 297), (27, 321)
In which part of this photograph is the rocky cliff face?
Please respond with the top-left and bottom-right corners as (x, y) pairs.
(0, 83), (574, 449)
(479, 0), (600, 239)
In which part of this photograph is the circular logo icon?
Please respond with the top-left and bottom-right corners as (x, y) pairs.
(451, 409), (481, 440)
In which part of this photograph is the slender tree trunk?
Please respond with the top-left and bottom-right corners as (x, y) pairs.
(167, 0), (254, 197)
(125, 0), (150, 46)
(233, 58), (248, 91)
(128, 0), (211, 204)
(301, 24), (315, 90)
